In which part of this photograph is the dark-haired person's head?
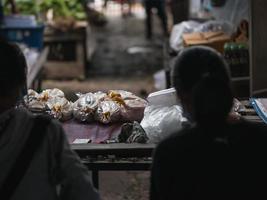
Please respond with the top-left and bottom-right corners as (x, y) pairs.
(172, 46), (233, 126)
(0, 41), (27, 112)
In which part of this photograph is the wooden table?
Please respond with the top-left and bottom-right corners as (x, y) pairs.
(63, 121), (155, 188)
(43, 24), (88, 79)
(71, 143), (155, 189)
(67, 100), (265, 189)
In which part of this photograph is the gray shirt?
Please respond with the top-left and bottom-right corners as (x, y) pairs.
(0, 108), (100, 200)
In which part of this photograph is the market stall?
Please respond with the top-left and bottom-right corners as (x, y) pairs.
(167, 0), (267, 98)
(22, 87), (155, 188)
(2, 0), (267, 191)
(27, 47), (49, 90)
(70, 97), (266, 188)
(0, 1), (51, 90)
(44, 22), (88, 79)
(21, 86), (266, 188)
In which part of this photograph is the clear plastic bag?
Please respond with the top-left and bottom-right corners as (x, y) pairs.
(107, 90), (148, 122)
(170, 20), (200, 51)
(140, 105), (186, 143)
(169, 20), (234, 52)
(25, 88), (66, 113)
(95, 101), (121, 124)
(47, 97), (73, 121)
(195, 20), (235, 35)
(73, 93), (98, 123)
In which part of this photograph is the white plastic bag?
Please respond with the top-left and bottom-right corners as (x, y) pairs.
(169, 20), (235, 52)
(170, 20), (200, 51)
(195, 20), (235, 35)
(141, 105), (186, 143)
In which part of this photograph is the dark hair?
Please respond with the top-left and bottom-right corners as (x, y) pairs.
(172, 46), (233, 125)
(0, 41), (27, 96)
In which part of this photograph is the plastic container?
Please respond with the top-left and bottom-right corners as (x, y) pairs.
(3, 15), (37, 27)
(147, 88), (180, 107)
(0, 25), (44, 50)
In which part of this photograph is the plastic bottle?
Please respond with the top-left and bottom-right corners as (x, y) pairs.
(224, 43), (231, 68)
(239, 43), (249, 76)
(230, 43), (240, 77)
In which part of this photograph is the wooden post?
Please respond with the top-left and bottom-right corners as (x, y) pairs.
(249, 0), (267, 96)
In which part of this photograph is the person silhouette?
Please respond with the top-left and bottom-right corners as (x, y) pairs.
(150, 46), (267, 200)
(0, 41), (100, 200)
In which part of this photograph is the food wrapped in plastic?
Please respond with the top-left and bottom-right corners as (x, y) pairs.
(25, 88), (66, 112)
(24, 89), (38, 105)
(27, 99), (47, 112)
(94, 91), (107, 102)
(108, 90), (140, 101)
(108, 90), (148, 122)
(38, 88), (65, 102)
(27, 89), (39, 98)
(105, 90), (125, 105)
(96, 101), (121, 124)
(121, 99), (148, 122)
(73, 93), (99, 122)
(24, 89), (47, 112)
(46, 97), (73, 121)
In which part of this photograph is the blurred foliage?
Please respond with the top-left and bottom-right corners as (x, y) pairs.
(3, 0), (86, 20)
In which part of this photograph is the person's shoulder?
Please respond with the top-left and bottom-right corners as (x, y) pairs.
(14, 108), (34, 119)
(43, 116), (64, 134)
(234, 119), (267, 134)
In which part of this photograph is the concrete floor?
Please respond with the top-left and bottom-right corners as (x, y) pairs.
(88, 14), (165, 76)
(43, 4), (167, 199)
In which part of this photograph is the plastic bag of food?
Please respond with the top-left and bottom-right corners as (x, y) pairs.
(27, 89), (38, 99)
(140, 105), (186, 143)
(73, 93), (98, 122)
(94, 91), (107, 102)
(24, 89), (47, 112)
(108, 90), (139, 100)
(120, 99), (148, 122)
(96, 101), (121, 124)
(46, 97), (73, 121)
(107, 90), (148, 122)
(38, 88), (65, 102)
(25, 88), (66, 113)
(27, 99), (47, 112)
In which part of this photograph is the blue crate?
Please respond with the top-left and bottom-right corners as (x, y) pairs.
(0, 25), (45, 51)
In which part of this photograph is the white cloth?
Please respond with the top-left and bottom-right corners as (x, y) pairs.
(210, 0), (249, 26)
(0, 108), (100, 200)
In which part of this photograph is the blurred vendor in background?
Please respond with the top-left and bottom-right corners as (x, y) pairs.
(169, 0), (189, 25)
(144, 0), (168, 39)
(3, 0), (18, 14)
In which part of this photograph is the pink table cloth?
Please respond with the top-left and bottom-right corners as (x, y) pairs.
(63, 120), (123, 144)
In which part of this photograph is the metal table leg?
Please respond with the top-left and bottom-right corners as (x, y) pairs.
(92, 170), (99, 189)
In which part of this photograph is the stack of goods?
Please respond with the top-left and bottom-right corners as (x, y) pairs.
(183, 31), (231, 53)
(25, 89), (148, 124)
(223, 20), (249, 78)
(223, 42), (249, 77)
(73, 90), (148, 124)
(25, 88), (73, 121)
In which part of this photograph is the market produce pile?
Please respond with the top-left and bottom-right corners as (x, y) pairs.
(24, 88), (148, 124)
(3, 0), (86, 21)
